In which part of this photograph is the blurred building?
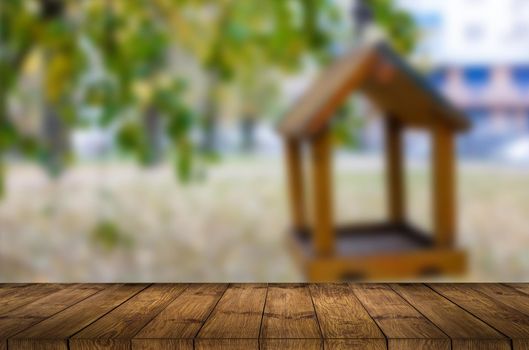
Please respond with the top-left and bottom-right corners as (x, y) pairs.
(400, 0), (529, 161)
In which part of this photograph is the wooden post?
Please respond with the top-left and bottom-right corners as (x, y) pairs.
(310, 129), (333, 256)
(432, 124), (456, 248)
(385, 117), (406, 224)
(284, 139), (306, 231)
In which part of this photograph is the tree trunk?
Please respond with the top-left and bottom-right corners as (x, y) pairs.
(240, 114), (257, 152)
(41, 104), (69, 177)
(144, 105), (163, 166)
(201, 72), (219, 153)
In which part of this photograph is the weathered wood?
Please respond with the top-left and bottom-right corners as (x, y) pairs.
(136, 283), (227, 339)
(261, 284), (321, 350)
(11, 284), (147, 350)
(310, 129), (333, 256)
(1, 284), (106, 343)
(432, 124), (456, 247)
(385, 117), (406, 224)
(0, 284), (64, 315)
(285, 139), (306, 231)
(430, 283), (529, 348)
(351, 283), (449, 349)
(71, 284), (187, 350)
(391, 284), (509, 350)
(3, 283), (529, 349)
(132, 339), (192, 350)
(196, 284), (266, 349)
(309, 284), (383, 341)
(300, 247), (465, 281)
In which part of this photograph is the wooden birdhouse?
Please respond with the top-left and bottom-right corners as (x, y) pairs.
(278, 42), (471, 281)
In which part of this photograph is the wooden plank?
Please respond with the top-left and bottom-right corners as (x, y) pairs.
(260, 338), (322, 350)
(132, 339), (192, 350)
(7, 339), (68, 350)
(0, 284), (64, 315)
(385, 118), (405, 224)
(430, 283), (529, 347)
(309, 284), (384, 341)
(0, 284), (30, 300)
(391, 284), (509, 350)
(432, 125), (456, 247)
(196, 284), (266, 350)
(68, 339), (129, 350)
(135, 283), (227, 339)
(196, 339), (257, 350)
(70, 284), (187, 349)
(304, 248), (465, 281)
(473, 284), (529, 316)
(10, 284), (147, 349)
(324, 339), (385, 350)
(351, 283), (449, 349)
(285, 139), (307, 231)
(260, 284), (321, 350)
(0, 284), (105, 341)
(310, 129), (333, 256)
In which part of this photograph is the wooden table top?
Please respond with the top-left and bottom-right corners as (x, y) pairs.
(1, 283), (528, 349)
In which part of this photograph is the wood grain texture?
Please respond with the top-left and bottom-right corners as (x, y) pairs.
(324, 339), (385, 350)
(391, 284), (509, 350)
(260, 284), (321, 339)
(196, 283), (266, 349)
(285, 139), (307, 231)
(432, 124), (456, 247)
(136, 283), (227, 339)
(2, 283), (529, 349)
(12, 284), (147, 344)
(430, 283), (529, 347)
(260, 338), (321, 350)
(310, 129), (334, 256)
(1, 284), (105, 341)
(385, 117), (405, 224)
(0, 284), (64, 315)
(195, 339), (257, 350)
(132, 339), (192, 350)
(351, 284), (449, 349)
(8, 339), (68, 350)
(309, 284), (384, 340)
(70, 284), (187, 349)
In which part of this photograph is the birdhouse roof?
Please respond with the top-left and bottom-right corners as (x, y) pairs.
(278, 42), (470, 138)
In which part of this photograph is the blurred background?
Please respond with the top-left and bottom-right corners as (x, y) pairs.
(1, 0), (528, 282)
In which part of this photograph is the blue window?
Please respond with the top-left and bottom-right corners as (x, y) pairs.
(512, 66), (529, 89)
(462, 66), (490, 89)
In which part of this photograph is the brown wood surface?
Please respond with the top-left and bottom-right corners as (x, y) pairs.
(385, 118), (406, 224)
(432, 124), (456, 248)
(391, 283), (510, 350)
(350, 283), (450, 349)
(429, 283), (529, 349)
(284, 139), (307, 231)
(71, 284), (188, 350)
(2, 283), (529, 349)
(310, 129), (333, 256)
(196, 284), (266, 349)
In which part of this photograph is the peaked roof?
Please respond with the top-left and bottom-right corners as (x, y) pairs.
(278, 42), (470, 138)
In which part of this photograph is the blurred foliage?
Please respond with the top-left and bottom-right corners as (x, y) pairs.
(90, 219), (134, 252)
(367, 0), (417, 54)
(0, 0), (417, 193)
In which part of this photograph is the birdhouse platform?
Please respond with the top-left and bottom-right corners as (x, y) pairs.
(288, 223), (466, 281)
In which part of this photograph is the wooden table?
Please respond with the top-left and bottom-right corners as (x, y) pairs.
(1, 283), (529, 349)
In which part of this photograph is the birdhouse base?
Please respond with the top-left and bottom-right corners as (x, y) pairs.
(288, 222), (466, 281)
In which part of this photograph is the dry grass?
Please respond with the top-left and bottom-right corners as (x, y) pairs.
(0, 155), (528, 282)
